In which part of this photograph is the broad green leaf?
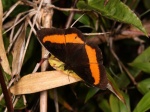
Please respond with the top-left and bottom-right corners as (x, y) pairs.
(133, 91), (150, 112)
(77, 0), (147, 35)
(114, 72), (130, 88)
(23, 31), (38, 65)
(14, 97), (26, 109)
(85, 87), (99, 103)
(2, 0), (17, 11)
(130, 47), (150, 63)
(74, 13), (91, 26)
(129, 47), (150, 73)
(129, 62), (150, 73)
(63, 12), (91, 26)
(113, 67), (140, 88)
(110, 94), (130, 112)
(137, 78), (150, 94)
(97, 98), (111, 112)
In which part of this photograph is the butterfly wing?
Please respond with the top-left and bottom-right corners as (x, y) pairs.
(37, 28), (67, 62)
(64, 28), (108, 89)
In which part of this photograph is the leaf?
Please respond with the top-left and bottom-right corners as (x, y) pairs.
(97, 98), (111, 112)
(48, 55), (82, 79)
(0, 0), (11, 75)
(107, 72), (125, 104)
(129, 62), (150, 73)
(114, 72), (130, 88)
(137, 78), (150, 94)
(130, 47), (150, 63)
(114, 68), (141, 88)
(23, 32), (39, 65)
(110, 94), (130, 112)
(85, 87), (99, 103)
(11, 27), (25, 76)
(14, 96), (26, 109)
(74, 13), (91, 26)
(133, 91), (150, 112)
(1, 0), (17, 11)
(77, 0), (147, 35)
(129, 47), (150, 73)
(10, 71), (81, 95)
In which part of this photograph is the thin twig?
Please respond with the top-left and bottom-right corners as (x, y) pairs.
(4, 14), (28, 34)
(54, 89), (59, 112)
(20, 0), (88, 12)
(70, 13), (85, 28)
(39, 0), (52, 111)
(26, 16), (37, 35)
(20, 0), (37, 8)
(0, 58), (14, 112)
(83, 32), (110, 36)
(3, 9), (35, 34)
(109, 38), (137, 86)
(21, 0), (44, 69)
(3, 1), (21, 22)
(12, 96), (20, 110)
(0, 78), (15, 101)
(7, 24), (24, 53)
(65, 0), (78, 28)
(47, 4), (88, 12)
(32, 53), (49, 73)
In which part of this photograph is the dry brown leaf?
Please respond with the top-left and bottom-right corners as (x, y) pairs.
(0, 0), (11, 75)
(10, 71), (81, 95)
(12, 27), (25, 76)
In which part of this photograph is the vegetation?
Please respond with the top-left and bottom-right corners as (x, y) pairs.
(0, 0), (150, 111)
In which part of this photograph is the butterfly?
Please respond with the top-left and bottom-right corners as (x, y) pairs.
(37, 28), (108, 89)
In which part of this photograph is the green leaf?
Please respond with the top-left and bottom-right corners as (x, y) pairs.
(63, 12), (91, 26)
(133, 91), (150, 112)
(113, 72), (130, 88)
(109, 94), (130, 112)
(14, 97), (26, 109)
(130, 47), (150, 63)
(74, 13), (91, 26)
(2, 0), (17, 11)
(98, 98), (111, 112)
(137, 78), (150, 94)
(129, 62), (150, 73)
(129, 47), (150, 73)
(85, 87), (99, 103)
(107, 72), (125, 103)
(23, 32), (37, 65)
(77, 0), (147, 35)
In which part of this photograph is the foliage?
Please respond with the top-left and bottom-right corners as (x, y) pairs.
(0, 0), (150, 111)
